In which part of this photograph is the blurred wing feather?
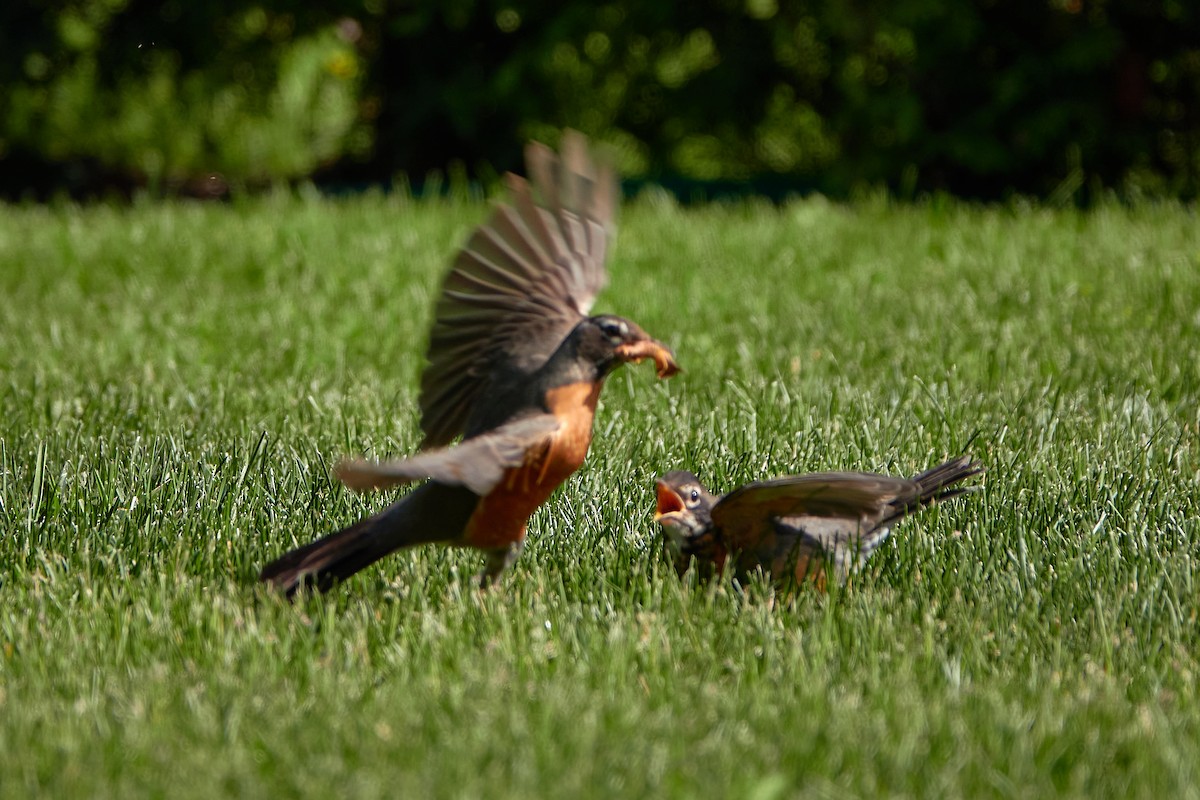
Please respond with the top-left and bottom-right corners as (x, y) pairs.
(336, 415), (561, 497)
(419, 131), (616, 448)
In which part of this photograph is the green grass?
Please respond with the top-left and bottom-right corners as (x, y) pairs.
(1, 191), (1198, 798)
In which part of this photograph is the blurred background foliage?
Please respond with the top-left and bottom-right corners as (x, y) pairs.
(2, 0), (1198, 199)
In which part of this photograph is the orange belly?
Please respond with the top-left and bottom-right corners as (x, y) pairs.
(461, 381), (601, 550)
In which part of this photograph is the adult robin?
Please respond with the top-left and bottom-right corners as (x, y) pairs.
(260, 131), (679, 597)
(654, 455), (982, 589)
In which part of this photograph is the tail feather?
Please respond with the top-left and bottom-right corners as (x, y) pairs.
(822, 455), (982, 582)
(259, 483), (480, 598)
(900, 454), (985, 514)
(259, 515), (393, 597)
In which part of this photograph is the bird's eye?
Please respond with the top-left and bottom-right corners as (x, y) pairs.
(599, 319), (627, 340)
(689, 489), (700, 503)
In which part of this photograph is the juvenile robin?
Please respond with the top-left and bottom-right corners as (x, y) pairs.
(654, 455), (982, 589)
(261, 131), (679, 596)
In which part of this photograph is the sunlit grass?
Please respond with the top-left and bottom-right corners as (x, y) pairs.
(1, 192), (1198, 798)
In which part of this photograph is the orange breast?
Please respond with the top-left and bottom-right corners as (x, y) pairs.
(461, 381), (602, 550)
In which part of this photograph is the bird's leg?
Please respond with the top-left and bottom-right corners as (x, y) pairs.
(478, 541), (525, 587)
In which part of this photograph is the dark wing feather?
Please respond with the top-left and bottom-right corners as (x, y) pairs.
(712, 472), (915, 539)
(708, 472), (912, 570)
(419, 130), (617, 448)
(712, 457), (983, 581)
(335, 414), (561, 497)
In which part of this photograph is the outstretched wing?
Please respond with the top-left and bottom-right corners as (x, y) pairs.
(712, 473), (914, 533)
(709, 472), (913, 567)
(418, 130), (618, 448)
(711, 459), (982, 583)
(335, 414), (561, 497)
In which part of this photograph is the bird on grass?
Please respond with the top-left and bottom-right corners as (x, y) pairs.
(654, 455), (983, 590)
(261, 131), (679, 597)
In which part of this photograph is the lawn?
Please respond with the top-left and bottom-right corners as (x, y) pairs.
(1, 191), (1197, 798)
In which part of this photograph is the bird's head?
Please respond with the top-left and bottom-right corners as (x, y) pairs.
(576, 314), (680, 379)
(653, 470), (718, 541)
(654, 470), (724, 576)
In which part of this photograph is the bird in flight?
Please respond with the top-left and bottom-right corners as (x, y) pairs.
(261, 131), (679, 596)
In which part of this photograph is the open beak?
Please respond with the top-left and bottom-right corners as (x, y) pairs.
(654, 480), (686, 523)
(615, 339), (680, 379)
